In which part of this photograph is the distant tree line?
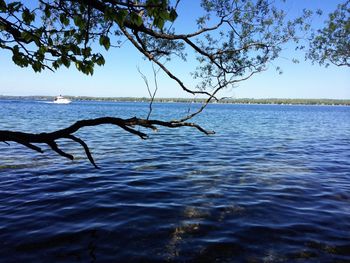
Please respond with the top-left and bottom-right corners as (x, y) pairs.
(1, 96), (349, 106)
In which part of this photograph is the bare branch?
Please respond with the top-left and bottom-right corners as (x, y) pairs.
(150, 63), (159, 119)
(48, 141), (74, 160)
(66, 135), (99, 169)
(16, 140), (44, 153)
(121, 26), (218, 99)
(137, 63), (159, 120)
(0, 117), (213, 167)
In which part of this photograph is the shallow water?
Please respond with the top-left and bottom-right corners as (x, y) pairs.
(0, 100), (350, 262)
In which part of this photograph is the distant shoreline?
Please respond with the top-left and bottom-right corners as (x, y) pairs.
(0, 95), (349, 106)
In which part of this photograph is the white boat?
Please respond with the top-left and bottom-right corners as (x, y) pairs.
(53, 95), (71, 104)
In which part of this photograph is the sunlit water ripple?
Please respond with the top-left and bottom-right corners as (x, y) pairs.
(0, 100), (349, 262)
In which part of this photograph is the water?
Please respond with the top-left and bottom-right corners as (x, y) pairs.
(0, 100), (349, 262)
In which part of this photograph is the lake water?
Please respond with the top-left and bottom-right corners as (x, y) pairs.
(0, 100), (349, 262)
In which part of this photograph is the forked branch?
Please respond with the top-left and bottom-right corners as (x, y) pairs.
(0, 117), (214, 168)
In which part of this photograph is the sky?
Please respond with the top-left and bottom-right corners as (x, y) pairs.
(0, 0), (349, 99)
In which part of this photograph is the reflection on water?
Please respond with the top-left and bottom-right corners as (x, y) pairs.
(0, 100), (350, 262)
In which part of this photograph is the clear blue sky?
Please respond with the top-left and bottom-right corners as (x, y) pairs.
(0, 0), (349, 99)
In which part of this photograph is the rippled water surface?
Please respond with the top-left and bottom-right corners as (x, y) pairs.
(0, 100), (349, 262)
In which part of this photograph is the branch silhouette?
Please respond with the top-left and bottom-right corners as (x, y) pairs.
(0, 117), (214, 168)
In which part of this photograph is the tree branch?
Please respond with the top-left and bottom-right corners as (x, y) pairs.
(0, 117), (214, 168)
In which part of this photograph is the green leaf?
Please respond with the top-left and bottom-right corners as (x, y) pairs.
(96, 56), (105, 66)
(104, 7), (116, 21)
(329, 22), (336, 32)
(0, 0), (6, 11)
(22, 8), (35, 24)
(75, 61), (82, 71)
(154, 17), (165, 29)
(48, 37), (53, 46)
(70, 44), (80, 55)
(61, 56), (70, 68)
(13, 45), (19, 54)
(87, 65), (94, 75)
(73, 16), (84, 28)
(169, 9), (178, 22)
(159, 10), (170, 20)
(52, 60), (60, 69)
(60, 14), (69, 26)
(74, 32), (83, 44)
(44, 5), (51, 18)
(32, 61), (42, 72)
(21, 31), (33, 42)
(130, 12), (143, 27)
(115, 10), (128, 25)
(99, 35), (110, 50)
(82, 47), (92, 57)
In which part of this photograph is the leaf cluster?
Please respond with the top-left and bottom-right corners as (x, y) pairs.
(307, 0), (350, 67)
(0, 0), (178, 75)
